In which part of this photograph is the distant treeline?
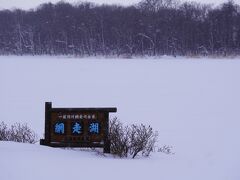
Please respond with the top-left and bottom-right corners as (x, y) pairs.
(0, 0), (240, 57)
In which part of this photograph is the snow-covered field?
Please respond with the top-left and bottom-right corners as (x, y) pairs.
(0, 56), (240, 180)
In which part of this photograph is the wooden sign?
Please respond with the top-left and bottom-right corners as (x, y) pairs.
(40, 102), (117, 153)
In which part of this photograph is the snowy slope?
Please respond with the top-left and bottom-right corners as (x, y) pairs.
(0, 56), (240, 180)
(0, 141), (170, 180)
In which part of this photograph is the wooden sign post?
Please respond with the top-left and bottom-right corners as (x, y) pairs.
(40, 102), (117, 153)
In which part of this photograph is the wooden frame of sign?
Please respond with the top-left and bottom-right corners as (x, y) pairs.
(40, 102), (117, 153)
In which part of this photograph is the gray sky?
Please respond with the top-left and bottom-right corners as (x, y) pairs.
(0, 0), (232, 10)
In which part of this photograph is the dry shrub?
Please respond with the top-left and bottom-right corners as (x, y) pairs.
(109, 118), (130, 157)
(0, 121), (38, 144)
(109, 117), (158, 158)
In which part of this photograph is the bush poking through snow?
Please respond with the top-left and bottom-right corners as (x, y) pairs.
(158, 145), (174, 155)
(0, 122), (8, 141)
(109, 118), (130, 158)
(0, 121), (38, 144)
(129, 124), (158, 158)
(109, 117), (158, 158)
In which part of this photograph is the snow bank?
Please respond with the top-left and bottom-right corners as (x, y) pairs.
(0, 56), (240, 180)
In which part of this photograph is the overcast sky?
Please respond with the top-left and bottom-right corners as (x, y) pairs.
(0, 0), (233, 10)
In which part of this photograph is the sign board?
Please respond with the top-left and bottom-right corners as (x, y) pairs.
(40, 102), (117, 153)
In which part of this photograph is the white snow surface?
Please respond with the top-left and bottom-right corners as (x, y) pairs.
(0, 56), (240, 180)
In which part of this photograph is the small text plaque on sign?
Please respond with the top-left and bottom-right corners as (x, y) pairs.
(40, 102), (117, 153)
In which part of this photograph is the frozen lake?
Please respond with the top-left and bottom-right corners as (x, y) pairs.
(0, 56), (240, 180)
